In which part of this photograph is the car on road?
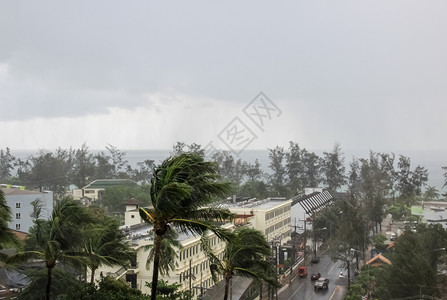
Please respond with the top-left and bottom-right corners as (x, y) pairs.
(314, 278), (329, 290)
(310, 273), (321, 280)
(311, 256), (320, 263)
(298, 266), (308, 277)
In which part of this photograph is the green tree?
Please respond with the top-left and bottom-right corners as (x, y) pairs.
(18, 267), (84, 300)
(321, 143), (346, 193)
(83, 207), (133, 283)
(133, 159), (156, 185)
(328, 198), (369, 283)
(105, 144), (129, 178)
(0, 147), (16, 182)
(65, 276), (149, 300)
(7, 197), (94, 300)
(238, 180), (270, 200)
(243, 159), (264, 182)
(0, 189), (19, 261)
(348, 158), (362, 199)
(139, 153), (233, 300)
(268, 146), (287, 196)
(71, 143), (96, 188)
(300, 149), (322, 189)
(100, 184), (150, 214)
(285, 141), (304, 196)
(146, 279), (191, 300)
(25, 148), (74, 197)
(376, 224), (447, 298)
(205, 227), (278, 300)
(94, 151), (114, 179)
(171, 142), (205, 157)
(371, 234), (387, 253)
(212, 151), (245, 187)
(386, 204), (410, 222)
(396, 155), (428, 204)
(424, 186), (440, 201)
(358, 152), (395, 234)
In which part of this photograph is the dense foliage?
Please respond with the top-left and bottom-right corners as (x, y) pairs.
(0, 141), (439, 204)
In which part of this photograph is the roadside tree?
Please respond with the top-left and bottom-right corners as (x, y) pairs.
(205, 227), (278, 300)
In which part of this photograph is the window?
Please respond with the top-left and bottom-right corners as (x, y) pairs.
(16, 223), (21, 230)
(16, 213), (21, 219)
(16, 203), (21, 208)
(131, 215), (135, 218)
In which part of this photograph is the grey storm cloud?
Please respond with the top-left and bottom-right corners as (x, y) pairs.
(1, 0), (447, 135)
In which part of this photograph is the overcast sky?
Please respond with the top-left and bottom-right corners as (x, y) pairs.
(1, 1), (447, 154)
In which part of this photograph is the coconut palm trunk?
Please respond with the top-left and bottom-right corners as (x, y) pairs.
(90, 267), (96, 284)
(138, 153), (233, 300)
(151, 233), (164, 300)
(46, 265), (53, 300)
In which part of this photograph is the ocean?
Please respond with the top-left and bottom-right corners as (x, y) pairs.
(11, 148), (447, 192)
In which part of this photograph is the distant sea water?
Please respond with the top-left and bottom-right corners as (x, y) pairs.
(11, 149), (447, 192)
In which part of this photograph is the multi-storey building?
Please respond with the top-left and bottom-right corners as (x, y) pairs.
(97, 201), (230, 299)
(225, 197), (292, 245)
(1, 184), (53, 233)
(97, 196), (292, 299)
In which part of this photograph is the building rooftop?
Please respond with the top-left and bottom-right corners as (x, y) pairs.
(291, 190), (334, 216)
(83, 179), (138, 189)
(124, 198), (141, 206)
(1, 186), (48, 196)
(222, 197), (290, 210)
(366, 253), (391, 266)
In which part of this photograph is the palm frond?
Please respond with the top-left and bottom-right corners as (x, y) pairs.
(171, 218), (233, 241)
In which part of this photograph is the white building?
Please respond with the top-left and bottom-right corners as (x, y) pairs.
(97, 196), (292, 299)
(1, 184), (53, 233)
(96, 201), (230, 299)
(225, 197), (292, 246)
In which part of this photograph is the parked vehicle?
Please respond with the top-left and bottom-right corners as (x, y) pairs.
(390, 232), (397, 241)
(314, 278), (329, 290)
(298, 266), (308, 277)
(311, 256), (320, 263)
(311, 273), (321, 280)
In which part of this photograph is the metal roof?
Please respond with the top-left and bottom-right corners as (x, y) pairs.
(83, 179), (138, 189)
(291, 190), (334, 215)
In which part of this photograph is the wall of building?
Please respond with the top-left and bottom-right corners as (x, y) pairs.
(2, 188), (53, 233)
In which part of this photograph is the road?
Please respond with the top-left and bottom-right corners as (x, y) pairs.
(278, 255), (348, 300)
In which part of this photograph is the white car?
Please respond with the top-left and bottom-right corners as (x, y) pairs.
(314, 278), (329, 290)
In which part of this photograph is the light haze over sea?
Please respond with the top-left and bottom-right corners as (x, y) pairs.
(12, 148), (447, 193)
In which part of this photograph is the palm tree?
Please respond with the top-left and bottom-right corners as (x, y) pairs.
(0, 189), (19, 261)
(424, 186), (440, 201)
(204, 227), (278, 300)
(144, 229), (182, 277)
(83, 207), (133, 283)
(139, 153), (233, 300)
(7, 197), (94, 300)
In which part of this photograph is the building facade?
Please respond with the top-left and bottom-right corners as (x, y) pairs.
(72, 179), (138, 201)
(1, 184), (53, 233)
(226, 197), (292, 246)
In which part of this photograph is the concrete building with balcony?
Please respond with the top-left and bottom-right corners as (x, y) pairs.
(1, 184), (53, 233)
(224, 197), (292, 246)
(95, 201), (230, 299)
(96, 196), (292, 299)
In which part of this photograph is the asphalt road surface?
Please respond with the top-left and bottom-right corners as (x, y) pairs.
(278, 254), (348, 300)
